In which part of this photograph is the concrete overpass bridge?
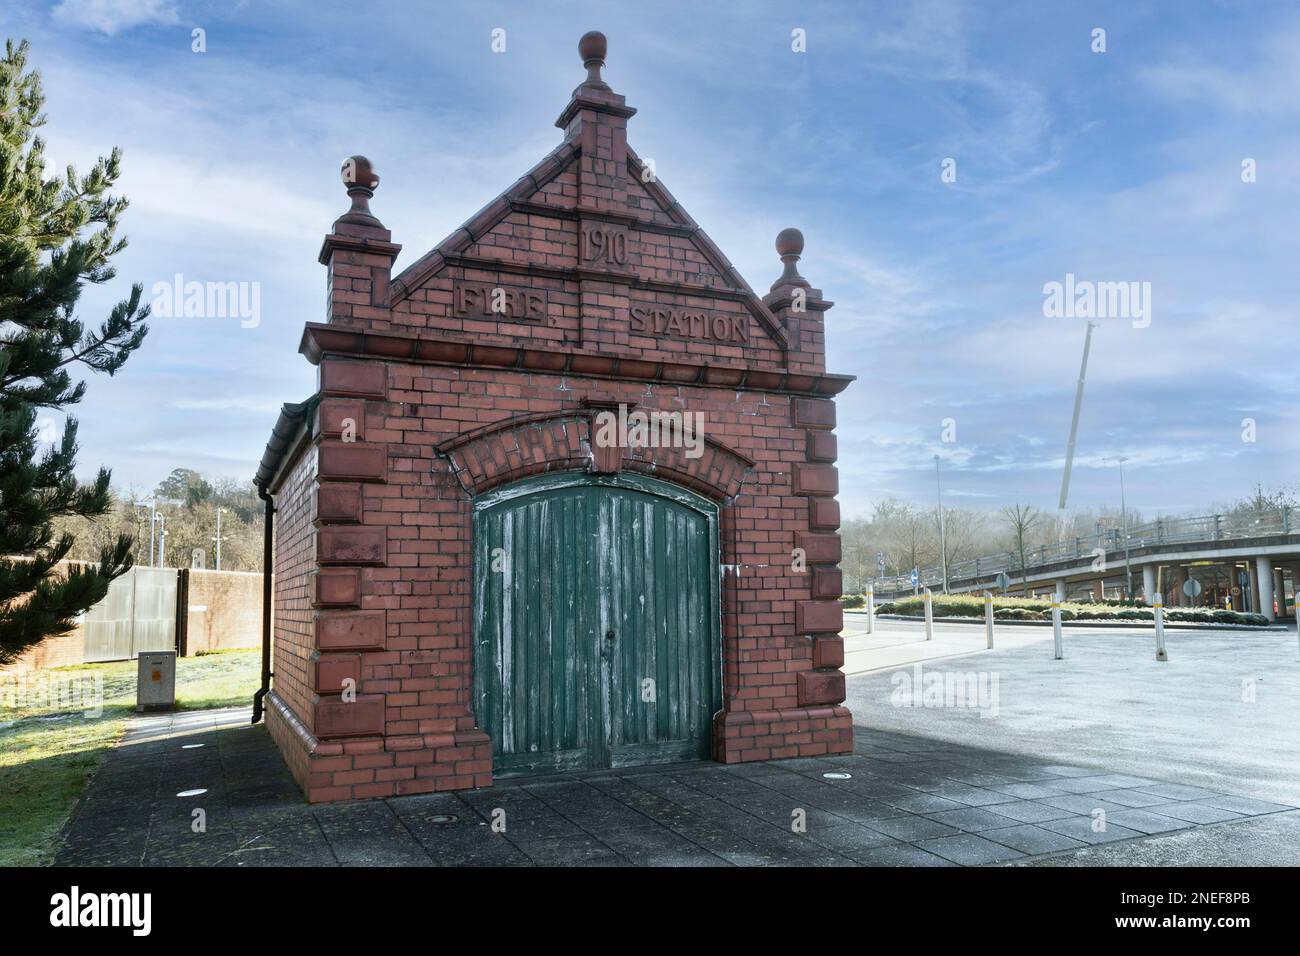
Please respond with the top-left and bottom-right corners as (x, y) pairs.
(872, 510), (1300, 621)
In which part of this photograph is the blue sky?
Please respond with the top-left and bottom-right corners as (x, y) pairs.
(6, 0), (1298, 519)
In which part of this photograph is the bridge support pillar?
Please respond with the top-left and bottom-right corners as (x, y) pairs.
(1092, 579), (1104, 601)
(1248, 562), (1261, 613)
(1256, 557), (1275, 621)
(1172, 565), (1189, 606)
(1226, 563), (1242, 610)
(1142, 565), (1156, 605)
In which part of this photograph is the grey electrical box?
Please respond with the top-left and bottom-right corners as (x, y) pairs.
(137, 650), (177, 712)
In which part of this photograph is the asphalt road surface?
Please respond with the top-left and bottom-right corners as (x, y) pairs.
(844, 617), (1300, 806)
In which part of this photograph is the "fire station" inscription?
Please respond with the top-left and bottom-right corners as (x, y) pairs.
(630, 305), (750, 343)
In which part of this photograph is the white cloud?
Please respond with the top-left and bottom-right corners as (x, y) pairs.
(170, 396), (286, 413)
(52, 0), (180, 36)
(119, 150), (332, 243)
(1140, 24), (1300, 115)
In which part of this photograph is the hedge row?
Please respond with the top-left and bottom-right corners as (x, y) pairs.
(872, 594), (1269, 627)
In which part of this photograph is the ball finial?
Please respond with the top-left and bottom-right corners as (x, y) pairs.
(336, 155), (382, 227)
(771, 227), (810, 291)
(776, 227), (804, 258)
(341, 155), (379, 192)
(576, 31), (610, 91)
(579, 31), (607, 64)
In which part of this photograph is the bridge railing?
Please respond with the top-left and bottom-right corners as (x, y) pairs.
(864, 508), (1294, 594)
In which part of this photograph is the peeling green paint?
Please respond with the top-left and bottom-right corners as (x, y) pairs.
(473, 474), (721, 776)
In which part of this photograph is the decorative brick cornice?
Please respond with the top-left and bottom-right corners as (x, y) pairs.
(317, 233), (402, 267)
(299, 322), (853, 397)
(765, 291), (834, 313)
(432, 251), (776, 309)
(555, 93), (638, 130)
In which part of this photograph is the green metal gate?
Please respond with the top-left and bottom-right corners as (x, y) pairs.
(472, 473), (721, 776)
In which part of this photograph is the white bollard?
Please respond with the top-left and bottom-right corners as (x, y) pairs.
(984, 591), (995, 649)
(1051, 599), (1063, 659)
(923, 587), (934, 641)
(866, 585), (875, 634)
(1153, 591), (1168, 661)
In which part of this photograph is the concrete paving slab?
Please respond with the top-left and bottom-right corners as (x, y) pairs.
(915, 833), (1026, 865)
(849, 843), (959, 867)
(984, 800), (1078, 824)
(925, 806), (1026, 832)
(1012, 810), (1300, 866)
(1039, 816), (1147, 845)
(1104, 809), (1193, 835)
(981, 824), (1088, 855)
(1141, 802), (1245, 825)
(1090, 789), (1171, 808)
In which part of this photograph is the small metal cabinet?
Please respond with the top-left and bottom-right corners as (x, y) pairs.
(137, 650), (177, 712)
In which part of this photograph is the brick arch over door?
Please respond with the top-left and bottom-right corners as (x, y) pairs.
(435, 409), (756, 502)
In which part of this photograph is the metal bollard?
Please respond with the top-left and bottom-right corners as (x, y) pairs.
(866, 585), (875, 635)
(984, 591), (994, 649)
(1051, 600), (1063, 660)
(1153, 591), (1168, 661)
(923, 587), (934, 641)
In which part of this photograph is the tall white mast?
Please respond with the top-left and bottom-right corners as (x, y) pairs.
(1058, 321), (1099, 524)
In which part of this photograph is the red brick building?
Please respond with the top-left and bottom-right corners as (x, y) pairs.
(254, 32), (854, 803)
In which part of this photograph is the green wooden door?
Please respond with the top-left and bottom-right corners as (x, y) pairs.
(473, 474), (720, 776)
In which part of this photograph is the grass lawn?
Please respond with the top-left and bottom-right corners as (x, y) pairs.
(0, 648), (260, 866)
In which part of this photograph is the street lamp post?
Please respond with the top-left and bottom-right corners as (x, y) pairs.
(157, 513), (168, 568)
(935, 454), (949, 594)
(214, 507), (226, 571)
(132, 497), (184, 567)
(1104, 456), (1134, 600)
(132, 500), (158, 565)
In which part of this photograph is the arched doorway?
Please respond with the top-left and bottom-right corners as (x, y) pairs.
(472, 472), (722, 776)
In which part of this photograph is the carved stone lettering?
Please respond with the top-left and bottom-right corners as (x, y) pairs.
(453, 282), (547, 322)
(630, 304), (750, 344)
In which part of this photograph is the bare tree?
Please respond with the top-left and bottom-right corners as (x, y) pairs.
(839, 517), (877, 594)
(1000, 503), (1040, 596)
(931, 506), (987, 588)
(878, 502), (936, 586)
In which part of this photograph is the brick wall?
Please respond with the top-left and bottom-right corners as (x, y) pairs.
(266, 446), (318, 732)
(185, 569), (263, 653)
(2, 563), (269, 675)
(1, 626), (84, 674)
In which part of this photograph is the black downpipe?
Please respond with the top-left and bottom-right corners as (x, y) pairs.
(252, 483), (275, 724)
